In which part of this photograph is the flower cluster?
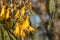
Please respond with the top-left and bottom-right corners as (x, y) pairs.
(0, 0), (35, 37)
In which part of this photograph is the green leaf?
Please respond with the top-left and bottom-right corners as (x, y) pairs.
(49, 0), (56, 15)
(2, 27), (10, 40)
(0, 28), (2, 40)
(9, 33), (16, 40)
(47, 22), (51, 30)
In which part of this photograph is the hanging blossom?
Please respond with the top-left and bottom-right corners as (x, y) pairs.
(14, 3), (35, 37)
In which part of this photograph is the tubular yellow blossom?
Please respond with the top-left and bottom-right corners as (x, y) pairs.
(28, 26), (35, 32)
(6, 8), (11, 20)
(21, 6), (27, 16)
(21, 8), (25, 16)
(14, 9), (20, 19)
(1, 5), (6, 16)
(14, 22), (26, 37)
(14, 3), (17, 10)
(0, 5), (6, 21)
(23, 16), (30, 30)
(14, 22), (21, 36)
(14, 2), (20, 10)
(21, 30), (25, 37)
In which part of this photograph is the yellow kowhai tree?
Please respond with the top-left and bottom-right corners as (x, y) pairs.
(0, 1), (35, 40)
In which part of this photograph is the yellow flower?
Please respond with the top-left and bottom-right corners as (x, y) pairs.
(21, 30), (25, 37)
(14, 3), (17, 10)
(21, 6), (27, 16)
(6, 8), (11, 20)
(28, 26), (35, 32)
(14, 3), (20, 10)
(14, 15), (35, 37)
(14, 22), (21, 36)
(14, 22), (26, 37)
(0, 5), (6, 21)
(1, 5), (6, 16)
(23, 16), (30, 30)
(14, 9), (20, 19)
